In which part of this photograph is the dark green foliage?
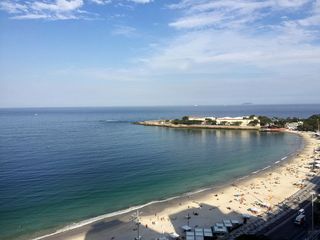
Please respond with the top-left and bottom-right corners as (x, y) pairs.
(182, 116), (189, 121)
(184, 120), (203, 125)
(297, 114), (320, 132)
(248, 119), (259, 126)
(171, 118), (203, 125)
(272, 118), (286, 128)
(205, 118), (217, 125)
(231, 121), (242, 126)
(172, 119), (181, 125)
(258, 116), (272, 126)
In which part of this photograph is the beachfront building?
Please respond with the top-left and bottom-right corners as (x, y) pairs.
(216, 116), (260, 126)
(285, 121), (303, 130)
(187, 116), (209, 121)
(187, 116), (260, 127)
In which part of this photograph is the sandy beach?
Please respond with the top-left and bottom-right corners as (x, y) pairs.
(35, 131), (319, 240)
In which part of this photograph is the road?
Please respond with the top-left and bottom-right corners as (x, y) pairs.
(257, 197), (314, 240)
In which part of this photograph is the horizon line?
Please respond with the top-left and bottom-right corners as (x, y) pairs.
(0, 103), (320, 109)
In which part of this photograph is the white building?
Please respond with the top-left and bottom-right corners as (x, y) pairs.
(285, 121), (303, 130)
(216, 116), (260, 126)
(187, 116), (260, 126)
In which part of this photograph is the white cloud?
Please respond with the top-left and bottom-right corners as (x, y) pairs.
(142, 30), (320, 73)
(275, 0), (309, 8)
(0, 0), (151, 20)
(168, 0), (314, 30)
(169, 12), (225, 29)
(89, 0), (112, 5)
(32, 0), (83, 12)
(111, 25), (137, 37)
(129, 0), (153, 4)
(12, 13), (49, 19)
(0, 1), (28, 14)
(0, 0), (86, 20)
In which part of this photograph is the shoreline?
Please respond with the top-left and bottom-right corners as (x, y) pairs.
(27, 131), (319, 240)
(134, 120), (261, 130)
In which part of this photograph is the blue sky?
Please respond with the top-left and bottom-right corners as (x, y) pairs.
(0, 0), (320, 107)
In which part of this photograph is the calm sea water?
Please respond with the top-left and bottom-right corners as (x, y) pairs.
(0, 105), (319, 239)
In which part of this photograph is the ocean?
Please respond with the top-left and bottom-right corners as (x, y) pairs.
(0, 104), (319, 239)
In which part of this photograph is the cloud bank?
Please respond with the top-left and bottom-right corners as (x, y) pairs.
(0, 0), (152, 20)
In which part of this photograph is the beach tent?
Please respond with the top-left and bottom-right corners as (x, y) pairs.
(186, 231), (195, 240)
(203, 228), (213, 236)
(194, 228), (204, 240)
(159, 237), (169, 240)
(223, 219), (233, 228)
(212, 224), (228, 234)
(195, 236), (204, 240)
(195, 228), (204, 236)
(203, 228), (213, 240)
(231, 219), (240, 225)
(181, 225), (192, 231)
(186, 231), (195, 236)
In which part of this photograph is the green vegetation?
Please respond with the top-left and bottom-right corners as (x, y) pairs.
(231, 121), (242, 126)
(182, 116), (189, 121)
(159, 114), (320, 131)
(257, 114), (319, 131)
(219, 121), (228, 126)
(171, 118), (203, 125)
(248, 119), (259, 126)
(258, 116), (272, 126)
(205, 118), (217, 125)
(272, 117), (287, 128)
(297, 114), (320, 131)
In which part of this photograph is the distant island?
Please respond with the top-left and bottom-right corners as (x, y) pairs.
(136, 114), (320, 132)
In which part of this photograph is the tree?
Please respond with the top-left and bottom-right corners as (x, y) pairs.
(297, 114), (320, 132)
(205, 118), (217, 125)
(182, 116), (189, 121)
(172, 119), (181, 125)
(273, 118), (286, 128)
(258, 116), (272, 126)
(231, 121), (242, 126)
(248, 119), (259, 126)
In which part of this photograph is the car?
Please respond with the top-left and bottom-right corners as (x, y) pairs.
(294, 214), (305, 225)
(297, 208), (305, 215)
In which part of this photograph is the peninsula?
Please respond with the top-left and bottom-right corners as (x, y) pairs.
(136, 114), (320, 133)
(136, 115), (261, 130)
